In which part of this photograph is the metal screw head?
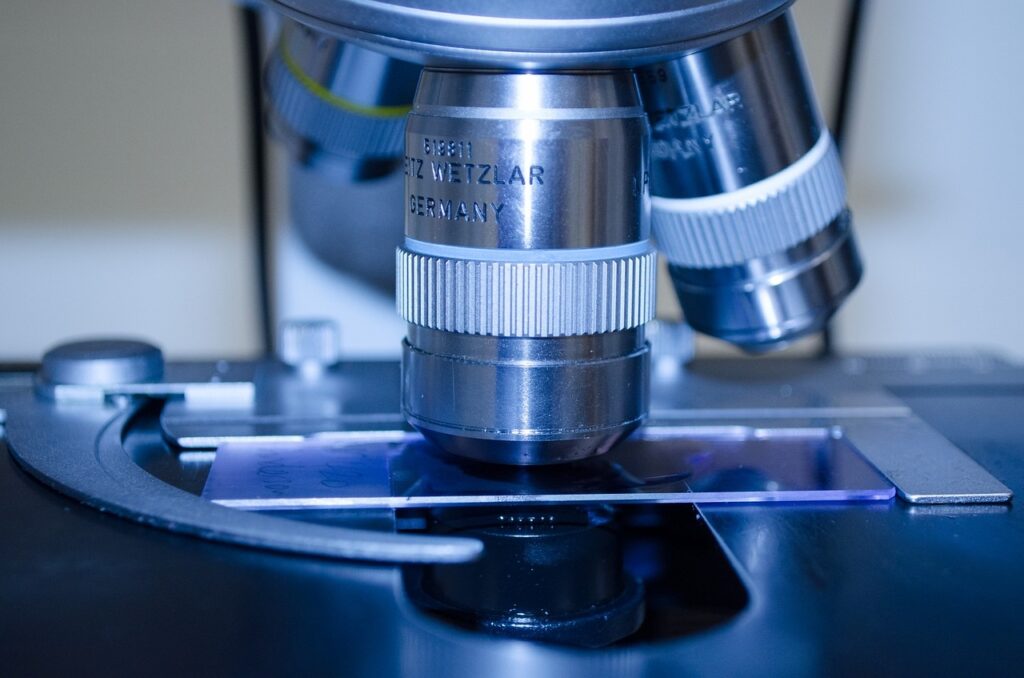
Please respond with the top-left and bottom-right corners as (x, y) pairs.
(648, 320), (696, 377)
(277, 319), (341, 376)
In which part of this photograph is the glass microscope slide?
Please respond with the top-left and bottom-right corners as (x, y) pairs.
(201, 426), (895, 510)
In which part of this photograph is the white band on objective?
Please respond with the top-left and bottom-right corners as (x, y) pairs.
(651, 131), (846, 268)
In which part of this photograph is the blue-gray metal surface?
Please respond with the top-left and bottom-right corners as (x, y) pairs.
(0, 389), (480, 564)
(2, 356), (1023, 674)
(264, 0), (793, 68)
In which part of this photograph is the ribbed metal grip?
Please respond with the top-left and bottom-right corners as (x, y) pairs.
(265, 48), (409, 159)
(397, 248), (657, 337)
(651, 132), (846, 268)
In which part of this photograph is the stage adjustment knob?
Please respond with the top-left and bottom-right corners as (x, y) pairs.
(40, 339), (164, 386)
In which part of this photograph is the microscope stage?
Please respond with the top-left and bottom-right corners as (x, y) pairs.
(2, 354), (1022, 673)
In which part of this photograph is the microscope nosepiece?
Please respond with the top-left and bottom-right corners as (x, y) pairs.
(397, 70), (655, 465)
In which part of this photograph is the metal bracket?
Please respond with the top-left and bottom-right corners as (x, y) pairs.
(841, 418), (1012, 504)
(2, 392), (481, 564)
(47, 380), (255, 407)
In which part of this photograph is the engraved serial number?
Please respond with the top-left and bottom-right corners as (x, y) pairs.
(423, 137), (473, 159)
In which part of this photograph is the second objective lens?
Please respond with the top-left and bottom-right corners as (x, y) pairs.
(639, 12), (862, 351)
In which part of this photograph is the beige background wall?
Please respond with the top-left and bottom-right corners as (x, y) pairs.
(0, 1), (258, 359)
(2, 1), (1022, 361)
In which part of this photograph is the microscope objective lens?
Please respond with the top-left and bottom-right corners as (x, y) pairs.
(639, 13), (862, 351)
(397, 70), (656, 465)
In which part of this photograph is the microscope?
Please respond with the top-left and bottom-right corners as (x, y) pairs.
(2, 1), (1023, 674)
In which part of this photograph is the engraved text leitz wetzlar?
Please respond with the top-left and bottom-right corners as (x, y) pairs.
(406, 136), (547, 225)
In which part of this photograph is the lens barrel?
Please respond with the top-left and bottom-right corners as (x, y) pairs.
(397, 70), (655, 465)
(264, 20), (422, 291)
(265, 20), (421, 170)
(639, 12), (862, 351)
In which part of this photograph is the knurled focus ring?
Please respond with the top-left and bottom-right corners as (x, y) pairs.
(265, 47), (409, 159)
(651, 131), (846, 269)
(396, 248), (657, 337)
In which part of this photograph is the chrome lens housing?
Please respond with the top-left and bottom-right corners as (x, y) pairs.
(640, 12), (862, 350)
(397, 70), (655, 464)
